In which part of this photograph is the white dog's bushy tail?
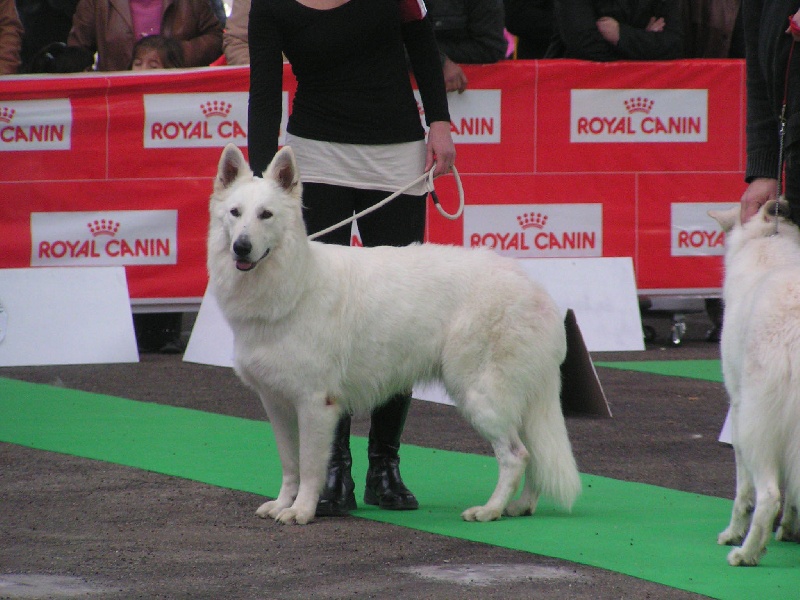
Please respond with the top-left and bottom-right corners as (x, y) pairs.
(523, 382), (582, 511)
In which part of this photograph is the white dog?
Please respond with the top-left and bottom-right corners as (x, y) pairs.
(208, 144), (581, 525)
(710, 200), (800, 566)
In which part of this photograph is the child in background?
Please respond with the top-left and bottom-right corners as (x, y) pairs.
(130, 35), (185, 70)
(130, 34), (186, 353)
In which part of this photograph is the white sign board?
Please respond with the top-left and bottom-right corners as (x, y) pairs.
(0, 267), (138, 366)
(516, 257), (643, 352)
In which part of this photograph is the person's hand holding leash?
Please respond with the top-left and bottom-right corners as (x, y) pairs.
(426, 120), (456, 177)
(740, 177), (778, 223)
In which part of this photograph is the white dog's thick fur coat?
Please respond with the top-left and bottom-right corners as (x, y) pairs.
(710, 201), (800, 565)
(208, 144), (581, 525)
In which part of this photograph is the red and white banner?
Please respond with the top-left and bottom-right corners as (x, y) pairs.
(0, 60), (746, 305)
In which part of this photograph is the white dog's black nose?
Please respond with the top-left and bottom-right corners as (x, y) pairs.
(233, 237), (252, 258)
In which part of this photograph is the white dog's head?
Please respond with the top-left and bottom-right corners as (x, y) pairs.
(209, 144), (303, 272)
(709, 198), (792, 234)
(709, 198), (800, 257)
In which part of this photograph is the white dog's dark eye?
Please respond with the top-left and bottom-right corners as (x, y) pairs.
(259, 210), (273, 220)
(230, 208), (241, 217)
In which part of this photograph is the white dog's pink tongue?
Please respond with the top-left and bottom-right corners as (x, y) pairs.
(236, 260), (254, 271)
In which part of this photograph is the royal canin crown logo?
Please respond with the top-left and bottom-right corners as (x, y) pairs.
(516, 212), (548, 230)
(200, 101), (232, 118)
(87, 219), (120, 237)
(144, 93), (248, 147)
(469, 206), (600, 255)
(34, 211), (175, 265)
(623, 97), (654, 114)
(0, 107), (16, 123)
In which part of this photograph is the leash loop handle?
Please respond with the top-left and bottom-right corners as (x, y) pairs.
(308, 165), (464, 241)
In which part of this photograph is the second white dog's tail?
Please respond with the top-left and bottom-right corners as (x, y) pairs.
(522, 385), (582, 512)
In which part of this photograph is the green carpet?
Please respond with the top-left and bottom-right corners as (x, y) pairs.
(595, 359), (723, 382)
(1, 374), (797, 600)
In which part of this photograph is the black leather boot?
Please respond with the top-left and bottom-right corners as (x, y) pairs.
(364, 394), (419, 510)
(315, 415), (356, 516)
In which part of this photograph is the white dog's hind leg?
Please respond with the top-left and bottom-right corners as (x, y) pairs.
(255, 396), (300, 520)
(719, 442), (755, 546)
(775, 501), (800, 542)
(275, 397), (341, 525)
(504, 461), (539, 517)
(776, 452), (800, 541)
(462, 430), (528, 522)
(508, 384), (581, 515)
(727, 478), (781, 566)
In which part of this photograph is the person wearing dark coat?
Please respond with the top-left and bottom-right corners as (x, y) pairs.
(504, 0), (553, 59)
(546, 0), (683, 60)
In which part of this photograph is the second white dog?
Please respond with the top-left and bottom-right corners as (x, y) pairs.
(710, 200), (800, 566)
(208, 144), (581, 525)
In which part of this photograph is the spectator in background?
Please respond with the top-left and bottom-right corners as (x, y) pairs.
(67, 0), (222, 71)
(222, 0), (248, 64)
(426, 0), (507, 93)
(1, 0), (23, 74)
(15, 0), (78, 67)
(23, 40), (94, 72)
(504, 0), (553, 59)
(681, 0), (743, 59)
(546, 0), (683, 60)
(127, 33), (187, 353)
(208, 0), (225, 28)
(130, 32), (184, 69)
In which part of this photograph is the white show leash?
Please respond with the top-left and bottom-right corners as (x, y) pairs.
(308, 165), (464, 241)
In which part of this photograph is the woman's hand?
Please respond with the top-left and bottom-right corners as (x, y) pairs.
(442, 56), (468, 93)
(425, 121), (456, 177)
(596, 17), (621, 45)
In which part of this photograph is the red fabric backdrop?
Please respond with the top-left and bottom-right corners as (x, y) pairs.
(0, 60), (746, 305)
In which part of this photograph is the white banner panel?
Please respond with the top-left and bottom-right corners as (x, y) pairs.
(0, 267), (138, 366)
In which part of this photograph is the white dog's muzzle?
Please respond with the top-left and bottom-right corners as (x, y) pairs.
(233, 236), (270, 272)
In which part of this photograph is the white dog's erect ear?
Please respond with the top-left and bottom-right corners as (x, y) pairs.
(762, 198), (791, 222)
(266, 146), (300, 193)
(215, 143), (251, 192)
(708, 206), (739, 233)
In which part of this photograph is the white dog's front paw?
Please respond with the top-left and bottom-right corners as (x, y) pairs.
(275, 506), (315, 525)
(255, 500), (286, 519)
(461, 505), (502, 522)
(727, 546), (762, 567)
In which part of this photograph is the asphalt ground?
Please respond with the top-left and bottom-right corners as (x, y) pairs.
(0, 310), (756, 600)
